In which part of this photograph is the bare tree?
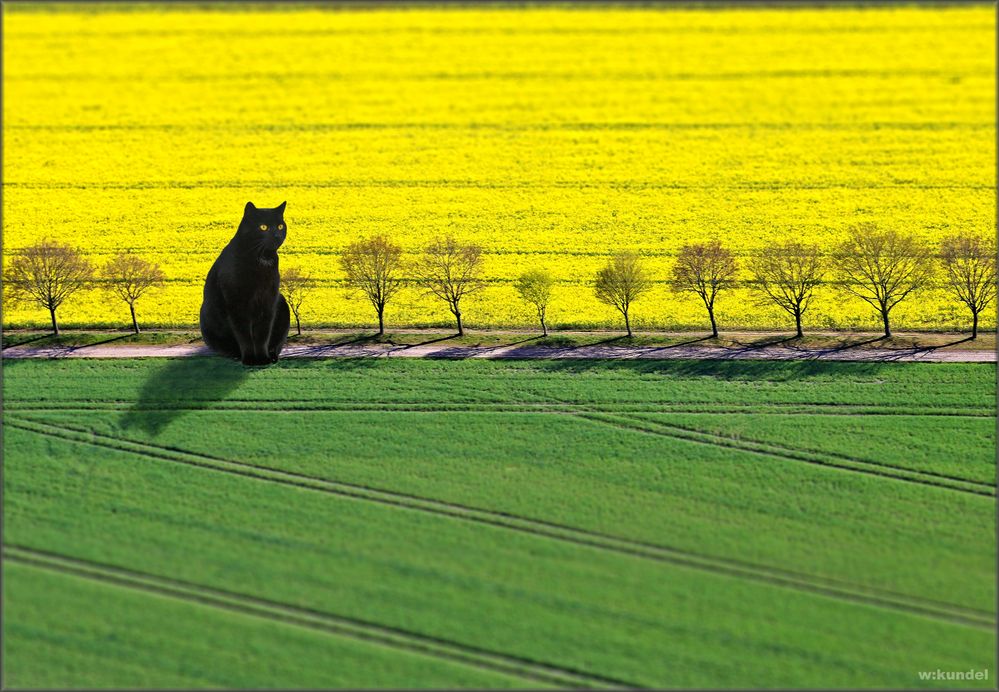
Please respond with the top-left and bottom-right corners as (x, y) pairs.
(671, 240), (737, 338)
(103, 253), (165, 334)
(414, 235), (484, 336)
(5, 239), (94, 335)
(515, 269), (555, 336)
(939, 233), (996, 339)
(594, 251), (652, 337)
(748, 242), (824, 338)
(282, 266), (315, 336)
(833, 223), (933, 338)
(340, 235), (404, 335)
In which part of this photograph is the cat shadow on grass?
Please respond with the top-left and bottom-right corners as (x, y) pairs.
(120, 356), (250, 437)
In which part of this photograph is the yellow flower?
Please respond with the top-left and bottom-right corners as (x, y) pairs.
(3, 5), (994, 330)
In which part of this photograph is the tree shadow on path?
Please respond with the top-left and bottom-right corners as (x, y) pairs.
(793, 335), (886, 356)
(873, 335), (977, 362)
(2, 333), (52, 350)
(534, 356), (885, 381)
(424, 335), (540, 359)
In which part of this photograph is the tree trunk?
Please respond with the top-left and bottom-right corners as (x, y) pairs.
(377, 306), (385, 336)
(455, 310), (463, 336)
(794, 309), (803, 338)
(972, 310), (978, 339)
(541, 317), (547, 337)
(881, 307), (891, 338)
(129, 303), (139, 334)
(50, 307), (59, 336)
(624, 310), (632, 337)
(295, 311), (302, 336)
(708, 308), (718, 338)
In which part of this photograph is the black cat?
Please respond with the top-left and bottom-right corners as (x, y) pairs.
(200, 201), (291, 366)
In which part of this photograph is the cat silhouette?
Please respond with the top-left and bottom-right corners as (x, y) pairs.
(200, 201), (290, 366)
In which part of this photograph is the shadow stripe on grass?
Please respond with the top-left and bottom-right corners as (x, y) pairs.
(3, 545), (629, 690)
(6, 416), (994, 629)
(4, 401), (995, 418)
(575, 413), (996, 497)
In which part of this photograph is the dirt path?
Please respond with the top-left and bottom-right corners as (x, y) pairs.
(2, 342), (994, 362)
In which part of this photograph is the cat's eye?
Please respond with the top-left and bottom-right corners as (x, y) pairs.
(259, 224), (268, 231)
(278, 224), (284, 230)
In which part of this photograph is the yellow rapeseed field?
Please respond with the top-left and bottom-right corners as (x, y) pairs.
(3, 4), (995, 330)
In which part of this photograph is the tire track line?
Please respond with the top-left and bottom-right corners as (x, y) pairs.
(6, 416), (994, 629)
(4, 545), (632, 690)
(7, 404), (992, 487)
(574, 413), (995, 497)
(4, 401), (994, 418)
(616, 415), (994, 489)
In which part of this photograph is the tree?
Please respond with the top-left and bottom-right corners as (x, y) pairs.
(593, 251), (651, 337)
(671, 240), (737, 338)
(833, 223), (933, 338)
(748, 241), (824, 338)
(515, 269), (555, 336)
(939, 233), (996, 339)
(102, 253), (165, 334)
(339, 235), (404, 336)
(282, 266), (315, 336)
(414, 235), (484, 336)
(5, 239), (93, 335)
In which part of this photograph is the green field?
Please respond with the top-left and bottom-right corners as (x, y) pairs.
(3, 357), (996, 688)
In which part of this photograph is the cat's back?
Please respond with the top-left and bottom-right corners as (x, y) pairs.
(202, 238), (238, 303)
(205, 239), (241, 283)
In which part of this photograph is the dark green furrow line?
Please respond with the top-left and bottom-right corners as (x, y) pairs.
(3, 547), (628, 690)
(576, 413), (995, 497)
(615, 414), (995, 489)
(3, 402), (993, 418)
(3, 402), (996, 484)
(3, 404), (992, 485)
(6, 416), (994, 628)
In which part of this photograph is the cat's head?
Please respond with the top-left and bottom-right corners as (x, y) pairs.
(239, 201), (287, 251)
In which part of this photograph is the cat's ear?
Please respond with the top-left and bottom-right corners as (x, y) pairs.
(244, 201), (257, 215)
(276, 201), (287, 214)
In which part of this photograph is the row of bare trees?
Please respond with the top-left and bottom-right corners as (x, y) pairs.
(4, 224), (996, 339)
(4, 242), (165, 335)
(337, 224), (995, 339)
(590, 225), (996, 339)
(0, 235), (487, 338)
(340, 234), (484, 336)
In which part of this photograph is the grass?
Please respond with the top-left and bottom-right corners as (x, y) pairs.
(3, 563), (530, 690)
(628, 412), (996, 485)
(2, 357), (995, 688)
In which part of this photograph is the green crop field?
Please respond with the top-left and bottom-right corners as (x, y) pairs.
(3, 357), (996, 688)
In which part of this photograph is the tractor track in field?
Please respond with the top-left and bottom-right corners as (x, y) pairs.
(8, 403), (993, 489)
(7, 416), (995, 630)
(3, 545), (634, 690)
(4, 401), (994, 418)
(573, 413), (995, 496)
